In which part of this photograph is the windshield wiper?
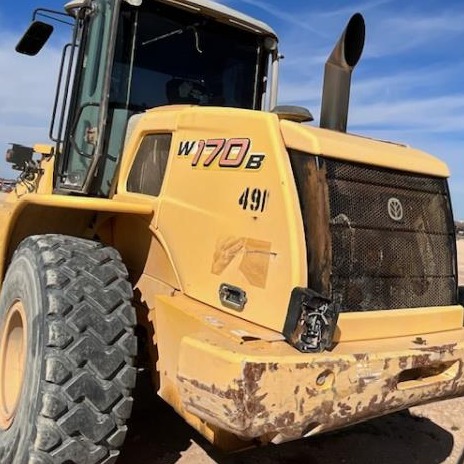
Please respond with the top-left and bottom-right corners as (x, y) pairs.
(142, 22), (203, 53)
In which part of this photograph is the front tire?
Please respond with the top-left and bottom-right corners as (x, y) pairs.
(0, 235), (137, 464)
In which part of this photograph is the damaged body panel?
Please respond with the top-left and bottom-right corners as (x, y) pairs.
(283, 122), (457, 353)
(179, 328), (464, 444)
(155, 294), (464, 447)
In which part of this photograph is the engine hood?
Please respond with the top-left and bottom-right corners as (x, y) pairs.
(280, 120), (450, 178)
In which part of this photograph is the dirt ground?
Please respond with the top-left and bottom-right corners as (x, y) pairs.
(119, 240), (464, 464)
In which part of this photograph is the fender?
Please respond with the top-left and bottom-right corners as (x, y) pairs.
(0, 193), (179, 293)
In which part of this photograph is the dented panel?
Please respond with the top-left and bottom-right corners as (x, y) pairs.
(212, 237), (274, 289)
(177, 331), (464, 444)
(154, 294), (464, 449)
(155, 107), (308, 333)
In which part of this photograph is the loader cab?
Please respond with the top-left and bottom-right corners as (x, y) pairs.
(17, 0), (278, 197)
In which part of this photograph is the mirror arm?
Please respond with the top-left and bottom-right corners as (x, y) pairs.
(32, 8), (74, 26)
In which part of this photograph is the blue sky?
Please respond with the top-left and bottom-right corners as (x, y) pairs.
(0, 0), (463, 217)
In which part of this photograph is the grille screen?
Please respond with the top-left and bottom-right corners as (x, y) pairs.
(291, 152), (457, 312)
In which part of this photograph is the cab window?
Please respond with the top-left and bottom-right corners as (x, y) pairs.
(127, 134), (171, 196)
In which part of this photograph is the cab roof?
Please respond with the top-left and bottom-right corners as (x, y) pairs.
(67, 0), (277, 37)
(157, 0), (277, 37)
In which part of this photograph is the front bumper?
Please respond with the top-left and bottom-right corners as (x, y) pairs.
(176, 329), (464, 444)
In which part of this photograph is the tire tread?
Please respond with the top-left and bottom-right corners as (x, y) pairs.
(15, 234), (137, 464)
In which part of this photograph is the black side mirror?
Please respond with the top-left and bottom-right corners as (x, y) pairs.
(16, 21), (54, 56)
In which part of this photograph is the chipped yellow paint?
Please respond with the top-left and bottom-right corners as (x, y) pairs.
(211, 237), (273, 288)
(211, 236), (245, 275)
(155, 293), (464, 448)
(239, 238), (273, 288)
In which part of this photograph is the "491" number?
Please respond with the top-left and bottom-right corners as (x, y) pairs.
(239, 188), (268, 212)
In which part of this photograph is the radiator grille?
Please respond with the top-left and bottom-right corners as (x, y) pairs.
(291, 152), (457, 312)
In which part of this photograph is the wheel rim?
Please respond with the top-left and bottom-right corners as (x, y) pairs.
(0, 300), (27, 430)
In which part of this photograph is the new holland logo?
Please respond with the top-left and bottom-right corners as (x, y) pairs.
(387, 197), (403, 222)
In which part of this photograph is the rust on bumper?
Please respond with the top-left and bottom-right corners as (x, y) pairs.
(176, 331), (464, 444)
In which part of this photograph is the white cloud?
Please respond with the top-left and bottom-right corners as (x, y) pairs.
(350, 94), (464, 132)
(314, 0), (395, 19)
(352, 64), (464, 101)
(235, 0), (327, 36)
(365, 11), (464, 58)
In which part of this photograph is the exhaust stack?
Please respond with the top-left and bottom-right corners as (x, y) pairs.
(320, 13), (365, 132)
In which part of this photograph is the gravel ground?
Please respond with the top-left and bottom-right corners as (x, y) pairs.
(119, 240), (464, 464)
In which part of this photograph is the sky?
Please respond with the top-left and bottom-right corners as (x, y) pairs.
(0, 0), (463, 217)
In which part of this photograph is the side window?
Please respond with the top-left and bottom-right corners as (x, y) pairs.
(127, 134), (171, 196)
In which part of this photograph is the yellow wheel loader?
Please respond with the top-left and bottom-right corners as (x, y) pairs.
(0, 0), (463, 462)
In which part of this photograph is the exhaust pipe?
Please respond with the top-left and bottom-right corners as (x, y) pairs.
(320, 13), (365, 132)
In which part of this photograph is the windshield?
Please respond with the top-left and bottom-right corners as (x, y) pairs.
(111, 2), (265, 111)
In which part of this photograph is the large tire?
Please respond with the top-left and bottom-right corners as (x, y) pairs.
(0, 235), (137, 464)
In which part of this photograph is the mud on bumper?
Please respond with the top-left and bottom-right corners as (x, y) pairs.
(177, 330), (464, 444)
